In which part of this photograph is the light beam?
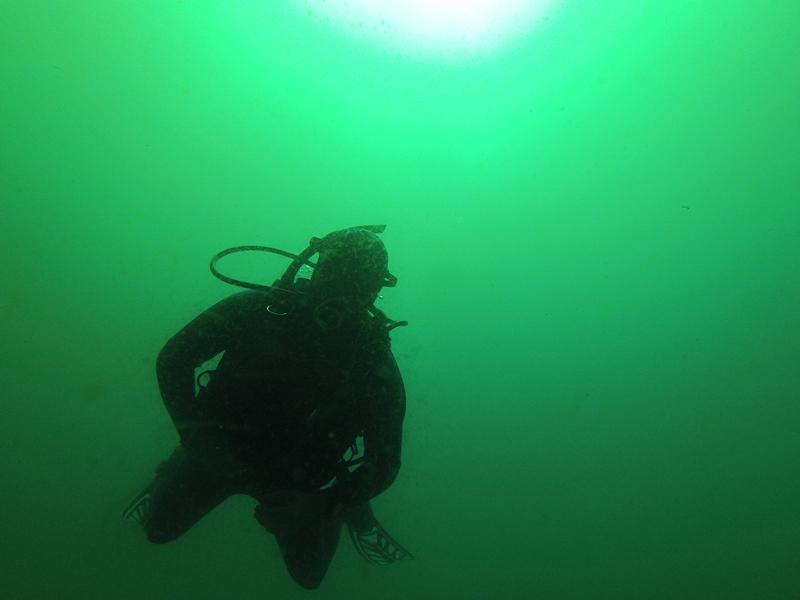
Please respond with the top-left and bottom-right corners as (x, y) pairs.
(298, 0), (558, 58)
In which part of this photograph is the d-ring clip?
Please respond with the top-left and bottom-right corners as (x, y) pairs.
(266, 304), (289, 316)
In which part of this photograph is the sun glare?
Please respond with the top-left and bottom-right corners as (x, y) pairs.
(297, 0), (558, 58)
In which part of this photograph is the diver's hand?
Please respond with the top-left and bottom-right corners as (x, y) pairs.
(177, 426), (242, 473)
(256, 490), (331, 533)
(261, 490), (329, 517)
(179, 426), (226, 454)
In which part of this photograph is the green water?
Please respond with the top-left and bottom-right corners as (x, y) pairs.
(2, 2), (799, 598)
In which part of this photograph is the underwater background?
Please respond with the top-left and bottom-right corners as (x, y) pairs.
(2, 1), (799, 598)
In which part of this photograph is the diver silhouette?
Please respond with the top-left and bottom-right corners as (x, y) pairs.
(125, 225), (412, 589)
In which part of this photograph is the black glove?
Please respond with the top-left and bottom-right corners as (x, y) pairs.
(179, 423), (227, 452)
(255, 490), (332, 534)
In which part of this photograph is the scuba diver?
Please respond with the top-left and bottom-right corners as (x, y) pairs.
(124, 225), (412, 589)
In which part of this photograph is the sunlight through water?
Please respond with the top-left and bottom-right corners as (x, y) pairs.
(296, 0), (560, 58)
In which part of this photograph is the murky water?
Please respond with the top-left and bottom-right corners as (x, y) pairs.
(2, 1), (798, 598)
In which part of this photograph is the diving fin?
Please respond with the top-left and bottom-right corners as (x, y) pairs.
(343, 503), (413, 566)
(122, 484), (154, 524)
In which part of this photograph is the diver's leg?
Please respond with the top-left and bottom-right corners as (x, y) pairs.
(254, 504), (343, 590)
(275, 517), (342, 590)
(341, 501), (376, 533)
(142, 446), (235, 544)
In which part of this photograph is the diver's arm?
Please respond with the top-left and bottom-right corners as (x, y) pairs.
(329, 352), (406, 508)
(155, 290), (260, 442)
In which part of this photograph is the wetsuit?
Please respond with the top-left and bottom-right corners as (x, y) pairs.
(144, 289), (406, 588)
